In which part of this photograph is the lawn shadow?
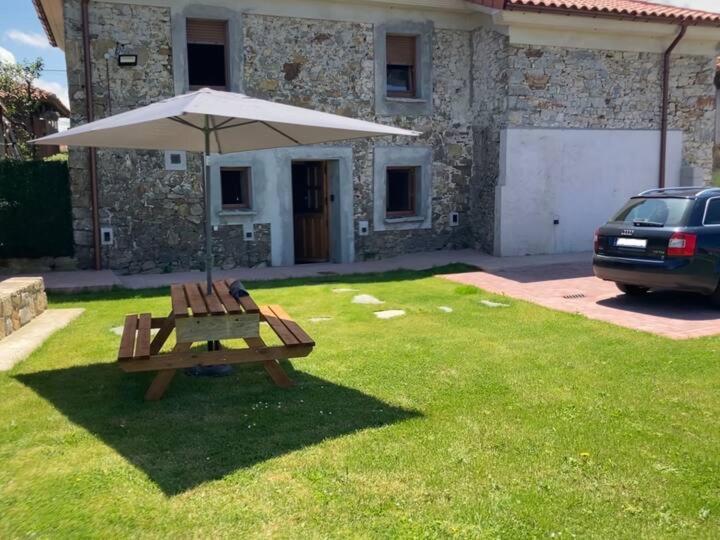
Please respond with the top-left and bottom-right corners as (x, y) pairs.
(16, 362), (420, 496)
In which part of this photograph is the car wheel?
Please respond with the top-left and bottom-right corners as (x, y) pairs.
(616, 283), (649, 296)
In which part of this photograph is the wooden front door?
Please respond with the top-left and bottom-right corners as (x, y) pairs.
(292, 161), (330, 263)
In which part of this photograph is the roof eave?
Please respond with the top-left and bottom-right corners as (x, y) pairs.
(32, 0), (57, 48)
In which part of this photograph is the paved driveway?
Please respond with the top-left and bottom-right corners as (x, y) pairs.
(444, 261), (720, 339)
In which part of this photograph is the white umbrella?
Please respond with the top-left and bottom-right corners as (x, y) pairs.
(33, 88), (420, 293)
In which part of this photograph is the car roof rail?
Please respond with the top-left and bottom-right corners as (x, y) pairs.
(694, 187), (720, 197)
(637, 187), (695, 196)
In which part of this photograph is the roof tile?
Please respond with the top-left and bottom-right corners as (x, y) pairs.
(472, 0), (720, 25)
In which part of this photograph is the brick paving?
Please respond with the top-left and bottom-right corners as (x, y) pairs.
(443, 262), (720, 339)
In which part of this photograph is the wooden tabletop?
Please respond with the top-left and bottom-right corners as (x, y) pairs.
(170, 280), (259, 318)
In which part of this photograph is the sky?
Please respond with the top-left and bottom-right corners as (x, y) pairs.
(0, 0), (69, 116)
(0, 0), (717, 121)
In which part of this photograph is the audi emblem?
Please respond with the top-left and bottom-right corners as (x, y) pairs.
(620, 229), (634, 236)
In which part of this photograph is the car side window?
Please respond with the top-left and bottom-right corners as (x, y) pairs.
(704, 199), (720, 225)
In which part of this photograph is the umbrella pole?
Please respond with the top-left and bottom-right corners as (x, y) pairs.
(203, 115), (213, 296)
(203, 116), (217, 353)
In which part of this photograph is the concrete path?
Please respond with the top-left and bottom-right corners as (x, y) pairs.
(444, 262), (720, 340)
(0, 308), (85, 371)
(1, 250), (592, 293)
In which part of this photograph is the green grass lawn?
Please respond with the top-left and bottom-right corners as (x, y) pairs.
(1, 267), (719, 538)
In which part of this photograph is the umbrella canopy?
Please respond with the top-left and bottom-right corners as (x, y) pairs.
(32, 88), (420, 293)
(32, 87), (420, 152)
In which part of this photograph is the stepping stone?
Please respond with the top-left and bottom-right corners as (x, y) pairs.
(332, 288), (358, 293)
(352, 294), (384, 305)
(438, 306), (453, 313)
(374, 309), (405, 320)
(480, 299), (510, 308)
(309, 317), (333, 323)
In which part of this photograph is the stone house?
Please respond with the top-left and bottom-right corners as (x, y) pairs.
(33, 0), (720, 273)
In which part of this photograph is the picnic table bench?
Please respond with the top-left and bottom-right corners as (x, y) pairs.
(116, 280), (314, 401)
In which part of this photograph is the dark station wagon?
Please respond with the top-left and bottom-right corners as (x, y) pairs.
(593, 187), (720, 303)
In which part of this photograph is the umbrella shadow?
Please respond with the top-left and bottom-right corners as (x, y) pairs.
(489, 262), (594, 284)
(16, 362), (420, 496)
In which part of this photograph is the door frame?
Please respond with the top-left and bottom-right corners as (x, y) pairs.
(275, 147), (353, 266)
(291, 160), (331, 264)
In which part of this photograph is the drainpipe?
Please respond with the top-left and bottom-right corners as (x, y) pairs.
(81, 0), (101, 270)
(659, 22), (688, 189)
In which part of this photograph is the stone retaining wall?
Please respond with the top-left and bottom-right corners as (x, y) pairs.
(0, 278), (47, 340)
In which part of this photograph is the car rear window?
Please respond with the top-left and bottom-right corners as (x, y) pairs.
(610, 197), (693, 227)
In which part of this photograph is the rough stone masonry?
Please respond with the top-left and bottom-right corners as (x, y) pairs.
(0, 278), (48, 340)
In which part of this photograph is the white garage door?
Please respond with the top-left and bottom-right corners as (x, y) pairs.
(495, 128), (684, 256)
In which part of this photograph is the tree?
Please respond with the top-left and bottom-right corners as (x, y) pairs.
(0, 58), (45, 160)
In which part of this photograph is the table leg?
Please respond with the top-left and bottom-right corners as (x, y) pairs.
(150, 311), (175, 355)
(144, 342), (192, 401)
(263, 359), (295, 389)
(245, 336), (295, 388)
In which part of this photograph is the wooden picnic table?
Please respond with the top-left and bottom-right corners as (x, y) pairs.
(116, 279), (314, 401)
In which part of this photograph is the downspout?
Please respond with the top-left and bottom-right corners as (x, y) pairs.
(81, 0), (101, 270)
(659, 22), (688, 189)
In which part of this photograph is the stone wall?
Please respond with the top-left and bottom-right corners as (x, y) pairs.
(0, 278), (47, 340)
(244, 15), (475, 260)
(506, 45), (717, 183)
(62, 1), (717, 269)
(65, 1), (272, 273)
(470, 27), (509, 253)
(65, 4), (475, 270)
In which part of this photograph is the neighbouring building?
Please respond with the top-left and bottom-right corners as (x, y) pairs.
(0, 86), (70, 159)
(33, 0), (720, 273)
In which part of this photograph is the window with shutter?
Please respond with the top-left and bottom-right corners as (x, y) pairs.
(186, 19), (228, 90)
(386, 35), (417, 98)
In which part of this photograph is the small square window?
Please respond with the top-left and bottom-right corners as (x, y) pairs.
(221, 167), (251, 210)
(187, 19), (228, 90)
(386, 35), (417, 98)
(386, 166), (419, 217)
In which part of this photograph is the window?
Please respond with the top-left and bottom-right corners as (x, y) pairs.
(386, 35), (417, 98)
(611, 197), (693, 227)
(386, 166), (419, 217)
(705, 198), (720, 225)
(220, 167), (251, 209)
(374, 146), (431, 231)
(187, 19), (228, 90)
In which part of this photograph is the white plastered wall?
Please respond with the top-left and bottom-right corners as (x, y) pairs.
(495, 128), (684, 256)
